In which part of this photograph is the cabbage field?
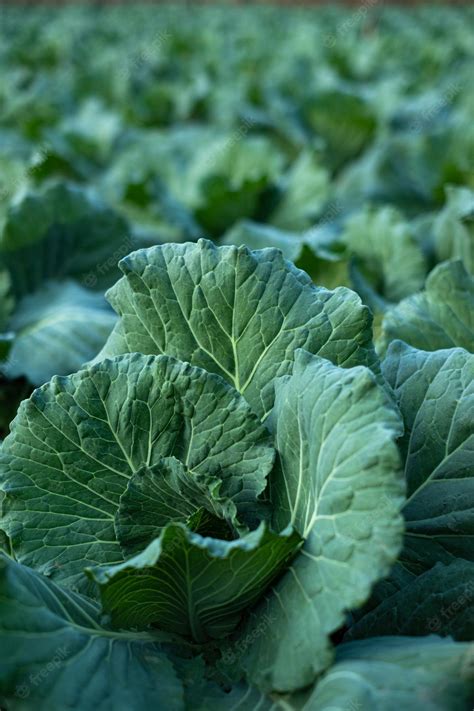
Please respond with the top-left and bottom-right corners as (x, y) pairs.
(0, 3), (473, 710)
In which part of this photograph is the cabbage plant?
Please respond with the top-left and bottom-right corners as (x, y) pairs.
(0, 241), (472, 710)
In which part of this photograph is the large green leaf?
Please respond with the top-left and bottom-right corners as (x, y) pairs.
(115, 457), (240, 556)
(304, 636), (474, 711)
(382, 342), (474, 573)
(237, 350), (404, 692)
(0, 182), (130, 297)
(0, 554), (184, 711)
(0, 353), (274, 593)
(381, 260), (474, 352)
(97, 240), (379, 420)
(346, 559), (474, 642)
(1, 280), (116, 385)
(88, 522), (301, 643)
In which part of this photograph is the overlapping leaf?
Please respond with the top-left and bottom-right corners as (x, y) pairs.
(96, 240), (379, 419)
(1, 280), (116, 385)
(304, 636), (474, 711)
(381, 260), (473, 352)
(346, 560), (474, 642)
(236, 350), (404, 691)
(89, 522), (301, 642)
(115, 457), (240, 556)
(0, 353), (273, 593)
(178, 657), (278, 711)
(382, 342), (474, 573)
(0, 554), (184, 711)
